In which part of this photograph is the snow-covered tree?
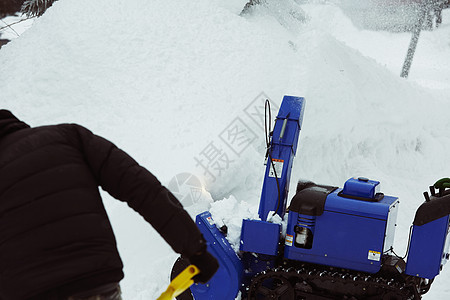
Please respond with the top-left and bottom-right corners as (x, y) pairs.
(241, 0), (264, 14)
(0, 0), (24, 18)
(21, 0), (57, 17)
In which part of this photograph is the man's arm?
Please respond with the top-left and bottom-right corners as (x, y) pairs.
(66, 124), (205, 258)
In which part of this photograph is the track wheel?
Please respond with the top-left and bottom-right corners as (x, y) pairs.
(170, 256), (194, 300)
(248, 273), (295, 300)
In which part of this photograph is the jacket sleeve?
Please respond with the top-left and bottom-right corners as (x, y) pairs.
(66, 124), (206, 258)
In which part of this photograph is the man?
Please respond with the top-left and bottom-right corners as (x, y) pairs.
(0, 110), (218, 299)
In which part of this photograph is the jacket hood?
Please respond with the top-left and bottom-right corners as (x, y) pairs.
(0, 110), (30, 140)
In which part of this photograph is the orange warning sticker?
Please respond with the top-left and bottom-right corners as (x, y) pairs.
(269, 159), (284, 178)
(285, 234), (293, 247)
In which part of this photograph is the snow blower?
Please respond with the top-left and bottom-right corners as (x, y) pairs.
(171, 95), (450, 300)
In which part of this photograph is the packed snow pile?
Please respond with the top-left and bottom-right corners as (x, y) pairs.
(1, 0), (450, 299)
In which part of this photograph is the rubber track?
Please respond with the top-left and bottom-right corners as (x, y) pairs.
(246, 265), (419, 300)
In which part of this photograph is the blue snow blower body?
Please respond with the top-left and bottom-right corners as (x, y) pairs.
(172, 95), (450, 300)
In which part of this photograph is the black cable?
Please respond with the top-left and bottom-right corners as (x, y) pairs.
(383, 225), (413, 260)
(264, 99), (281, 218)
(264, 99), (271, 148)
(401, 225), (414, 259)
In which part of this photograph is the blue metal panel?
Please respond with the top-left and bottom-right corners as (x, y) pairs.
(258, 96), (306, 221)
(240, 252), (276, 282)
(191, 211), (243, 300)
(240, 219), (281, 256)
(405, 215), (450, 279)
(342, 177), (380, 199)
(284, 186), (398, 273)
(285, 209), (386, 273)
(325, 190), (397, 220)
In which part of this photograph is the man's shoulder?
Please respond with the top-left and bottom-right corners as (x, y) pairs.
(27, 123), (93, 145)
(35, 123), (92, 135)
(32, 123), (84, 131)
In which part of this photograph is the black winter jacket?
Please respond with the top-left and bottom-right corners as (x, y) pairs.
(0, 111), (205, 299)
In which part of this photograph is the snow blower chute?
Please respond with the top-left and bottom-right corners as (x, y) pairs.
(171, 95), (450, 300)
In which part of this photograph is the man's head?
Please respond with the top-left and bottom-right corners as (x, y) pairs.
(0, 110), (30, 139)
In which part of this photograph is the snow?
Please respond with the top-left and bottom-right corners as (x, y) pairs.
(210, 196), (260, 253)
(1, 0), (450, 298)
(0, 15), (34, 41)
